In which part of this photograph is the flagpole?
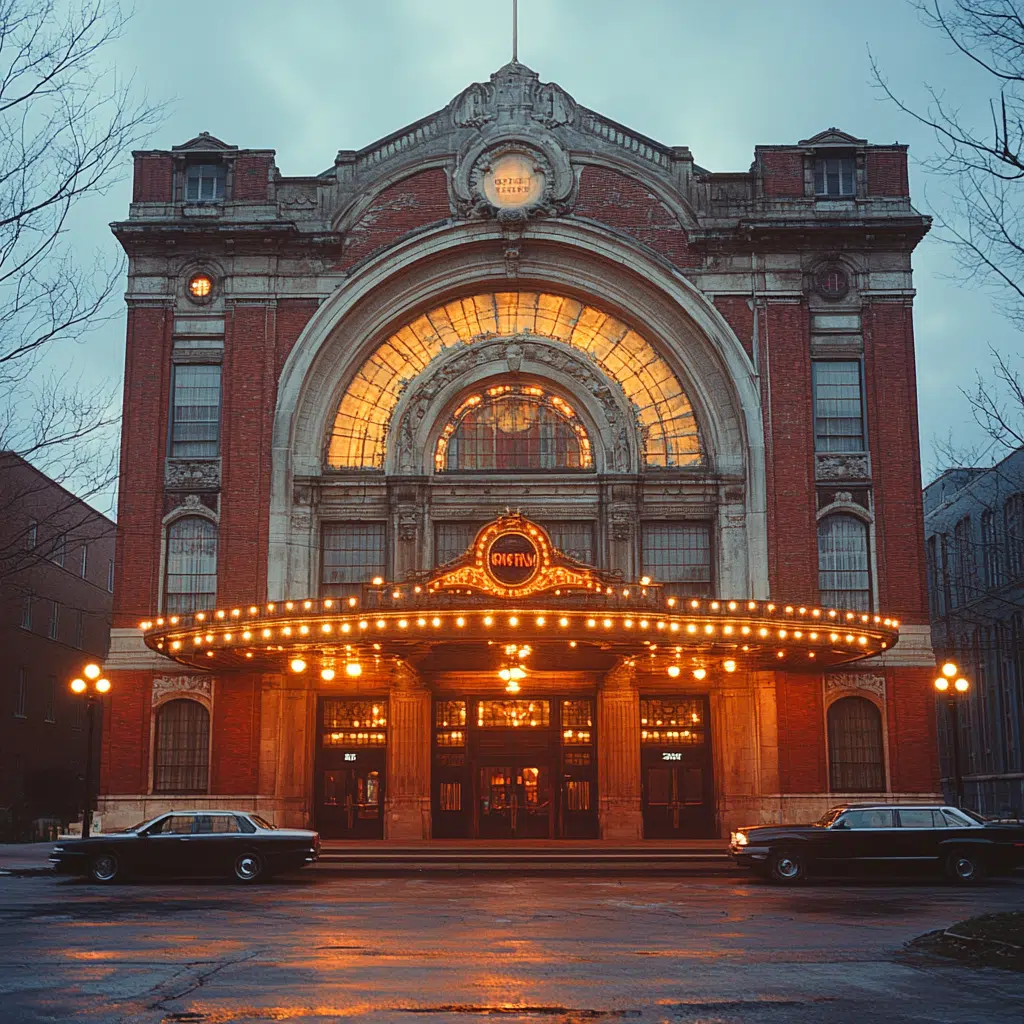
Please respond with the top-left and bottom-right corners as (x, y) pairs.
(512, 0), (518, 62)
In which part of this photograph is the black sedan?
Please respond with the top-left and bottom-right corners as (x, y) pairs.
(729, 803), (1024, 884)
(51, 811), (320, 883)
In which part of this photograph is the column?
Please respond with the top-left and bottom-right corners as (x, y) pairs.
(385, 661), (432, 840)
(598, 659), (643, 840)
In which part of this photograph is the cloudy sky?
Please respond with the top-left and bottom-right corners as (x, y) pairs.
(63, 0), (1021, 498)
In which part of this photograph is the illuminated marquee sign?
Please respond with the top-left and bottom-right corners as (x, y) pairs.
(486, 532), (539, 588)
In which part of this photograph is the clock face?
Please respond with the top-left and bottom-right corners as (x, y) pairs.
(815, 266), (850, 300)
(483, 153), (544, 209)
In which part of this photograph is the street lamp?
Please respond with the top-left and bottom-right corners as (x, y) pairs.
(69, 664), (110, 839)
(934, 660), (971, 808)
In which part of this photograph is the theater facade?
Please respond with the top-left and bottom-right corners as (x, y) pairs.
(101, 62), (939, 840)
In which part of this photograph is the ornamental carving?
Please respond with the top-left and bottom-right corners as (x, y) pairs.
(610, 506), (634, 542)
(164, 458), (221, 491)
(397, 507), (419, 542)
(450, 63), (576, 131)
(816, 453), (870, 482)
(824, 672), (885, 699)
(152, 675), (213, 706)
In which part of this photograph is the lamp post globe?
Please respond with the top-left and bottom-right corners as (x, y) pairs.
(936, 660), (970, 810)
(69, 667), (111, 840)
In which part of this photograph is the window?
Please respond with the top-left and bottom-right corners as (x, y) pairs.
(184, 163), (225, 202)
(107, 558), (114, 593)
(898, 809), (944, 829)
(434, 522), (482, 567)
(642, 522), (712, 596)
(75, 610), (84, 649)
(164, 517), (218, 614)
(640, 698), (705, 746)
(952, 515), (975, 607)
(72, 697), (84, 730)
(170, 364), (221, 457)
(14, 668), (26, 718)
(147, 814), (198, 835)
(50, 533), (66, 568)
(812, 361), (864, 452)
(44, 677), (55, 723)
(544, 521), (596, 566)
(26, 519), (37, 549)
(153, 700), (210, 792)
(1004, 493), (1024, 579)
(321, 523), (385, 594)
(818, 514), (870, 610)
(196, 815), (241, 834)
(79, 544), (88, 579)
(48, 601), (59, 640)
(814, 156), (856, 196)
(21, 594), (32, 630)
(836, 808), (893, 829)
(437, 388), (593, 472)
(476, 700), (550, 728)
(827, 696), (884, 792)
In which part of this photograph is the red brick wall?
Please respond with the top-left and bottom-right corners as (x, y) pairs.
(275, 298), (321, 381)
(759, 151), (805, 197)
(233, 154), (274, 202)
(100, 672), (152, 794)
(866, 150), (909, 197)
(132, 154), (173, 203)
(776, 674), (827, 792)
(114, 305), (173, 626)
(886, 668), (940, 792)
(713, 296), (755, 360)
(339, 169), (450, 270)
(211, 675), (260, 793)
(761, 301), (818, 598)
(863, 300), (929, 622)
(575, 166), (698, 268)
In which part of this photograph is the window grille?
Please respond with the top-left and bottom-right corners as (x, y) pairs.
(814, 156), (856, 196)
(812, 361), (864, 452)
(476, 700), (550, 728)
(544, 521), (596, 565)
(434, 522), (481, 566)
(321, 523), (386, 594)
(639, 698), (705, 745)
(164, 517), (218, 614)
(185, 163), (225, 202)
(641, 522), (712, 595)
(828, 696), (884, 792)
(817, 514), (870, 610)
(14, 668), (26, 718)
(153, 699), (210, 792)
(44, 677), (55, 723)
(170, 364), (221, 457)
(1004, 494), (1024, 579)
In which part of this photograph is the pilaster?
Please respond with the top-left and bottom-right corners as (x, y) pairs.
(597, 659), (643, 839)
(385, 661), (432, 839)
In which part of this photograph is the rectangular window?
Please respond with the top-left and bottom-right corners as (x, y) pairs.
(44, 677), (55, 723)
(433, 522), (482, 567)
(107, 558), (114, 593)
(14, 668), (27, 718)
(640, 698), (706, 746)
(75, 610), (85, 649)
(641, 522), (712, 596)
(814, 156), (856, 196)
(544, 521), (596, 566)
(981, 509), (999, 588)
(170, 364), (221, 458)
(72, 698), (84, 730)
(26, 519), (37, 550)
(79, 544), (88, 579)
(813, 361), (864, 452)
(321, 523), (386, 594)
(21, 594), (32, 630)
(51, 533), (66, 568)
(476, 700), (550, 728)
(48, 601), (59, 640)
(185, 163), (225, 202)
(952, 515), (974, 607)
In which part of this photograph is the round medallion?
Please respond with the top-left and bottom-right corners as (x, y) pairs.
(187, 272), (214, 302)
(483, 153), (544, 209)
(814, 265), (850, 301)
(486, 531), (540, 588)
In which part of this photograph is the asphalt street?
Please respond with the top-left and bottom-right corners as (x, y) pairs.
(1, 872), (1022, 1024)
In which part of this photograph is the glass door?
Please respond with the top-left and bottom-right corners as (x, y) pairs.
(477, 762), (551, 838)
(316, 752), (385, 839)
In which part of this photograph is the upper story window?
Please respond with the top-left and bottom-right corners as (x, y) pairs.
(185, 163), (225, 203)
(818, 513), (870, 610)
(952, 514), (975, 607)
(107, 558), (114, 593)
(436, 387), (593, 473)
(813, 361), (864, 453)
(170, 364), (221, 458)
(164, 517), (218, 615)
(50, 533), (66, 568)
(79, 544), (88, 579)
(1004, 493), (1024, 580)
(641, 522), (713, 597)
(26, 520), (37, 550)
(14, 668), (27, 718)
(981, 509), (1000, 588)
(322, 522), (386, 595)
(814, 155), (856, 197)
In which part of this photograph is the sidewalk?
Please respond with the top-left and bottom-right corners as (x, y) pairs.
(0, 843), (55, 875)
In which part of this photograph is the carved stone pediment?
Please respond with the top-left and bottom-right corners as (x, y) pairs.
(165, 458), (221, 491)
(816, 453), (870, 482)
(824, 672), (885, 699)
(152, 675), (213, 706)
(450, 62), (577, 131)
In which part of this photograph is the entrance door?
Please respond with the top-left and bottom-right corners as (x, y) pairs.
(316, 751), (385, 839)
(477, 762), (551, 838)
(642, 757), (714, 838)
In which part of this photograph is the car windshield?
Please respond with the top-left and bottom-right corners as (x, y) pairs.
(959, 808), (987, 824)
(250, 814), (276, 830)
(814, 808), (843, 828)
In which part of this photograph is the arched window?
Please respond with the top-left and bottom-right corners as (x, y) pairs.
(817, 513), (870, 610)
(436, 387), (594, 472)
(828, 696), (884, 792)
(153, 699), (210, 793)
(164, 516), (217, 614)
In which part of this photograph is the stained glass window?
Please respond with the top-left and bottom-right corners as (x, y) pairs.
(476, 700), (550, 728)
(322, 700), (387, 729)
(640, 698), (705, 746)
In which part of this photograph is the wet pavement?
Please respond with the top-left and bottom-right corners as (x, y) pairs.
(1, 873), (1022, 1023)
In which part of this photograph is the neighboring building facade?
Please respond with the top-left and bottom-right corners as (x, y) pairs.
(0, 453), (115, 839)
(924, 451), (1024, 816)
(100, 62), (938, 840)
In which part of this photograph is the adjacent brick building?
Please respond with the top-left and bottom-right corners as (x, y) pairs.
(0, 453), (115, 839)
(99, 62), (939, 839)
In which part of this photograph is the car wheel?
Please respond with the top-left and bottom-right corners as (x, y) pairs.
(945, 849), (986, 885)
(767, 849), (806, 884)
(233, 852), (264, 884)
(90, 852), (120, 884)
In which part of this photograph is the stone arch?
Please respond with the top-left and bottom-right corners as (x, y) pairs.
(269, 218), (766, 598)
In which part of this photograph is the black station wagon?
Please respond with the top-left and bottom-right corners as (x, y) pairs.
(729, 804), (1024, 884)
(50, 811), (320, 883)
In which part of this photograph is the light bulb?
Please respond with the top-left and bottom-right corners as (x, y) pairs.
(290, 658), (307, 673)
(346, 662), (363, 678)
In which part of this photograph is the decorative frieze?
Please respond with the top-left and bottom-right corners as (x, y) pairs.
(165, 458), (221, 491)
(824, 672), (885, 699)
(152, 675), (213, 706)
(816, 453), (870, 482)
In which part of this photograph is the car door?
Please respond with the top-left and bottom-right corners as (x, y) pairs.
(193, 814), (244, 877)
(894, 808), (946, 865)
(827, 808), (896, 869)
(140, 814), (197, 876)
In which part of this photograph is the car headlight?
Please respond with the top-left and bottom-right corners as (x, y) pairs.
(731, 831), (748, 847)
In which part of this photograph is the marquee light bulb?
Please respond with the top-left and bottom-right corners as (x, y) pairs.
(346, 662), (363, 678)
(321, 668), (336, 681)
(693, 668), (707, 681)
(667, 665), (681, 678)
(290, 658), (307, 673)
(723, 660), (737, 673)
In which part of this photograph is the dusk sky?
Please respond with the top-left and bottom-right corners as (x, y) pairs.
(61, 0), (1021, 499)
